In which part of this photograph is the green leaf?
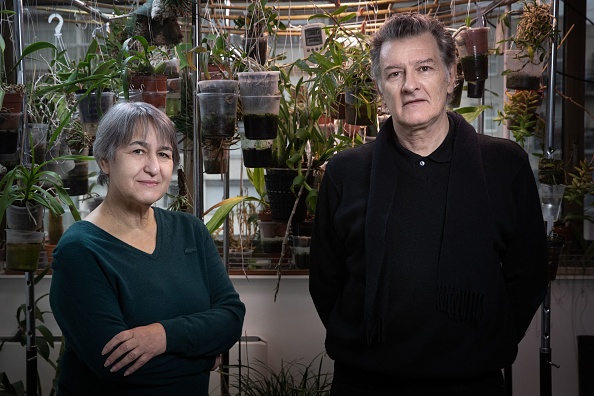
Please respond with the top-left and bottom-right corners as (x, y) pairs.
(37, 325), (55, 349)
(204, 196), (260, 234)
(453, 105), (492, 123)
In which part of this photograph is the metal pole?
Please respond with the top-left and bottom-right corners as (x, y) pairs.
(14, 0), (37, 393)
(544, 0), (560, 160)
(540, 0), (560, 394)
(13, 0), (27, 167)
(540, 285), (553, 396)
(221, 168), (230, 396)
(25, 272), (37, 396)
(193, 0), (204, 218)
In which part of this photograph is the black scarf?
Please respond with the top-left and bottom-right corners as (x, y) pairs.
(363, 111), (496, 345)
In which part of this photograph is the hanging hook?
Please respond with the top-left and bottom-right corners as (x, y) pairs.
(48, 13), (64, 39)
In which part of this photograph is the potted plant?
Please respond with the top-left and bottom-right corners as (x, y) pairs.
(0, 152), (92, 230)
(36, 38), (119, 139)
(121, 35), (169, 107)
(62, 120), (93, 196)
(1, 17), (56, 154)
(295, 8), (350, 120)
(494, 89), (545, 152)
(223, 353), (332, 394)
(263, 66), (354, 224)
(499, 0), (556, 90)
(234, 0), (286, 66)
(301, 8), (379, 127)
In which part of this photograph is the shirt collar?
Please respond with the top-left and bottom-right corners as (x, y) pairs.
(390, 114), (455, 164)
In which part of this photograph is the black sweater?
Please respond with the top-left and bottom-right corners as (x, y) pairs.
(309, 112), (548, 380)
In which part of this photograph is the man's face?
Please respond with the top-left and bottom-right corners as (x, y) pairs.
(377, 32), (456, 133)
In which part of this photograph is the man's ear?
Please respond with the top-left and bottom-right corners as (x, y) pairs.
(374, 79), (383, 96)
(447, 65), (457, 94)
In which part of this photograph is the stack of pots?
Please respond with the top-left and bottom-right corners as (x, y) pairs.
(196, 80), (240, 174)
(455, 27), (490, 98)
(238, 71), (281, 168)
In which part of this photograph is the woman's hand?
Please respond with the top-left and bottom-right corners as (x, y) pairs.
(102, 323), (167, 376)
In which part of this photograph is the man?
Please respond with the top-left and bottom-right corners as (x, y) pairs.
(309, 12), (548, 396)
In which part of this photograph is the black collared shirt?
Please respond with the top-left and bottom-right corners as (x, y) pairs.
(382, 116), (455, 350)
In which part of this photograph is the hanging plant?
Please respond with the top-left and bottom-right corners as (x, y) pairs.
(500, 0), (557, 65)
(494, 89), (545, 149)
(538, 158), (566, 185)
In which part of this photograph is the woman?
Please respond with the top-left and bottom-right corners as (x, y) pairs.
(50, 102), (245, 395)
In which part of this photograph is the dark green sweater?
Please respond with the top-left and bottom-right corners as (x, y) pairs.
(50, 207), (245, 395)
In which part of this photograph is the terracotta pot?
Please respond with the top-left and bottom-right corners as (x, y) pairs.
(1, 92), (24, 113)
(141, 91), (167, 111)
(130, 74), (168, 92)
(44, 243), (57, 264)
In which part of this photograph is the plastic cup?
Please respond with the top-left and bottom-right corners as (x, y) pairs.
(5, 229), (45, 272)
(197, 80), (239, 93)
(240, 95), (281, 140)
(197, 93), (238, 138)
(238, 71), (280, 96)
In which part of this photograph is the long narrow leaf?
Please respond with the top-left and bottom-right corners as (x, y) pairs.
(204, 196), (259, 234)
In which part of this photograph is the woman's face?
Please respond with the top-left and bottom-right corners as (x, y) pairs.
(101, 124), (174, 209)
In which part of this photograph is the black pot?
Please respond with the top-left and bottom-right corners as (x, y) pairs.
(77, 91), (116, 124)
(264, 168), (312, 224)
(467, 80), (485, 99)
(242, 148), (272, 168)
(0, 129), (19, 154)
(345, 88), (377, 126)
(63, 177), (89, 196)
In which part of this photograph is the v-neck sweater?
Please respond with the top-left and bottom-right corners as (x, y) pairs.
(50, 207), (245, 395)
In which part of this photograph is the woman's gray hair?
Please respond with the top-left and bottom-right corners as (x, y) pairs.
(93, 102), (180, 186)
(370, 12), (457, 85)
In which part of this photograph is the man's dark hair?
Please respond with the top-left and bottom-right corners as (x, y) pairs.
(370, 12), (456, 83)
